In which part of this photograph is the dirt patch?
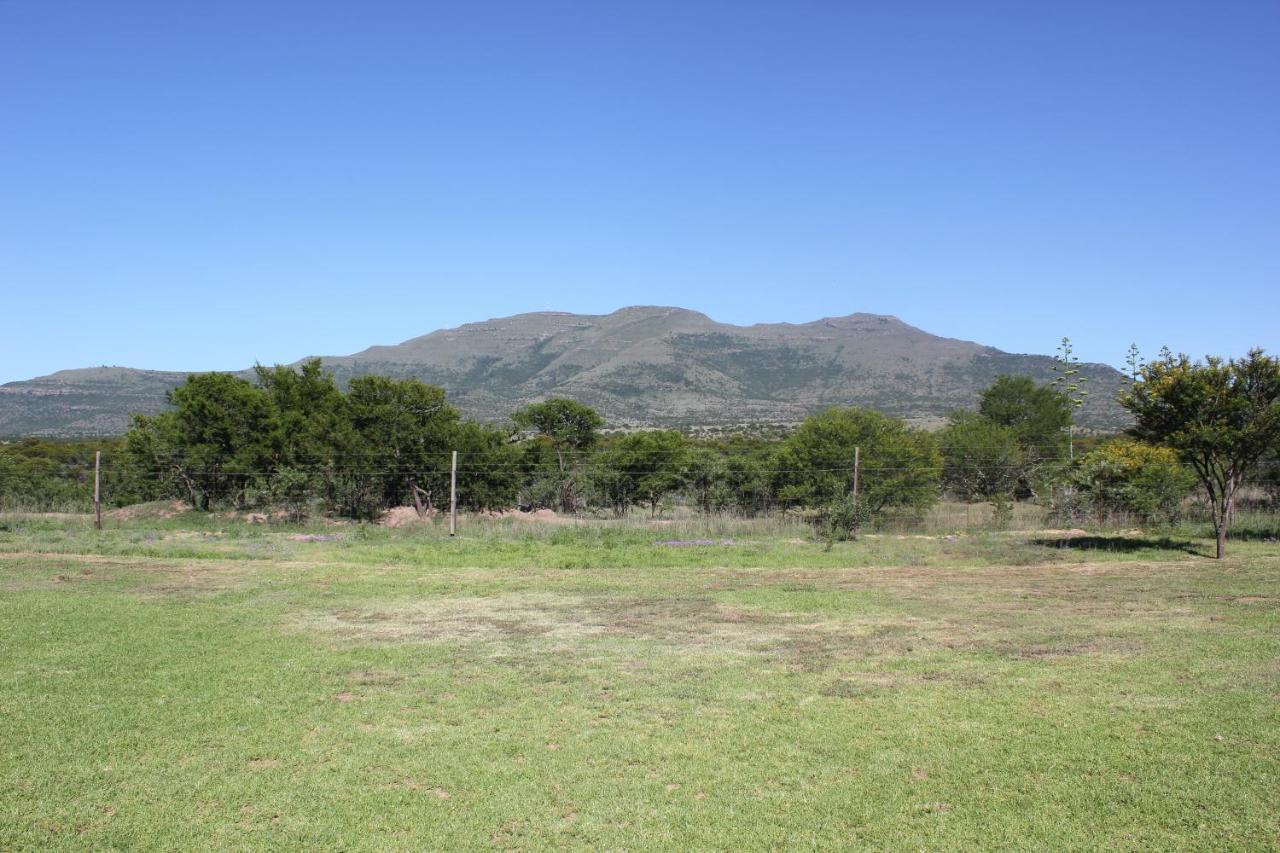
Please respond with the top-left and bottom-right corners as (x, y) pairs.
(480, 508), (576, 525)
(380, 506), (437, 527)
(106, 499), (190, 521)
(0, 552), (246, 596)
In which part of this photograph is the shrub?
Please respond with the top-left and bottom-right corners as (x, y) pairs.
(1073, 439), (1196, 526)
(815, 495), (873, 543)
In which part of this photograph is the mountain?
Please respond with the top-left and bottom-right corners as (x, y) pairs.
(0, 307), (1129, 437)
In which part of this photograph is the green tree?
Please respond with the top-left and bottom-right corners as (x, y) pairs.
(147, 373), (278, 510)
(590, 430), (689, 516)
(512, 399), (603, 513)
(344, 376), (458, 519)
(684, 446), (729, 514)
(123, 412), (185, 503)
(448, 420), (520, 512)
(512, 399), (603, 466)
(254, 359), (352, 518)
(773, 408), (940, 515)
(938, 410), (1025, 524)
(1122, 349), (1280, 558)
(723, 453), (774, 516)
(0, 438), (136, 511)
(1072, 439), (1195, 526)
(978, 376), (1071, 461)
(254, 359), (348, 468)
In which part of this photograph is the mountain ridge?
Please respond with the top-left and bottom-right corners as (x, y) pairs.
(0, 307), (1128, 437)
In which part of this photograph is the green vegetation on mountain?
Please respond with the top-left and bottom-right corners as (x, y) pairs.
(0, 307), (1129, 437)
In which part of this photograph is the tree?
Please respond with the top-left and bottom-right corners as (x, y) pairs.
(1072, 439), (1195, 526)
(684, 447), (729, 514)
(938, 410), (1025, 524)
(511, 399), (603, 469)
(773, 408), (940, 515)
(344, 376), (458, 518)
(254, 359), (348, 467)
(512, 399), (603, 513)
(148, 373), (278, 510)
(448, 420), (520, 512)
(978, 376), (1071, 461)
(254, 359), (352, 518)
(590, 430), (689, 516)
(1122, 349), (1280, 558)
(722, 453), (774, 517)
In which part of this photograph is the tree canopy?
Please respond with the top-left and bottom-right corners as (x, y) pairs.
(938, 410), (1024, 521)
(773, 408), (940, 515)
(979, 375), (1071, 460)
(1122, 348), (1280, 557)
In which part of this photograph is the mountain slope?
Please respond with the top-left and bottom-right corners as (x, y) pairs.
(0, 307), (1129, 436)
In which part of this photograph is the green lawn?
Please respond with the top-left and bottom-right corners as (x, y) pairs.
(1, 514), (1277, 849)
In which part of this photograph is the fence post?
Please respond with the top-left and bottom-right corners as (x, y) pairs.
(94, 450), (102, 530)
(852, 446), (860, 504)
(449, 450), (457, 536)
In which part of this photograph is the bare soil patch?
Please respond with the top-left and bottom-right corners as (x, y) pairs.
(106, 500), (190, 521)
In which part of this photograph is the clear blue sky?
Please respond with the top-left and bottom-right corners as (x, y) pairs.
(2, 1), (1277, 384)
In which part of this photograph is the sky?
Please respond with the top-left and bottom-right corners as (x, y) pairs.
(2, 1), (1277, 384)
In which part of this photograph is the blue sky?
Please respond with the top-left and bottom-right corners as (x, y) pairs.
(2, 1), (1277, 384)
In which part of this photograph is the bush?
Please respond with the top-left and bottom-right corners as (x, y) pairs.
(815, 495), (873, 543)
(1073, 439), (1196, 526)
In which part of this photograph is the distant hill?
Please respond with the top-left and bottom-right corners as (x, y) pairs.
(0, 307), (1129, 437)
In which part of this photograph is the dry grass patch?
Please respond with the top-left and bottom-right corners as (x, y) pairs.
(301, 593), (802, 652)
(0, 552), (248, 596)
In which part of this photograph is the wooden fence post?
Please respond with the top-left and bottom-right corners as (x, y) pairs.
(449, 450), (457, 536)
(852, 446), (860, 504)
(94, 450), (102, 530)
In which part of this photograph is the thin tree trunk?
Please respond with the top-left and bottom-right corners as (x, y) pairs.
(408, 476), (425, 518)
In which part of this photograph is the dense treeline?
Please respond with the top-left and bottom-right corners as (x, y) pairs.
(117, 362), (945, 527)
(5, 354), (1278, 549)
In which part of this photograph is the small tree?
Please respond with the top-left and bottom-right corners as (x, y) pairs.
(590, 430), (689, 516)
(684, 447), (729, 514)
(448, 420), (520, 512)
(939, 411), (1025, 525)
(1122, 349), (1280, 558)
(773, 408), (940, 517)
(816, 494), (873, 545)
(512, 399), (603, 513)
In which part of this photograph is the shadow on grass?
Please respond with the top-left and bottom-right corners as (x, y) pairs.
(1032, 535), (1204, 557)
(1214, 528), (1280, 543)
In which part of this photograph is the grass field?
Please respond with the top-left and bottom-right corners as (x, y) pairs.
(1, 511), (1277, 850)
